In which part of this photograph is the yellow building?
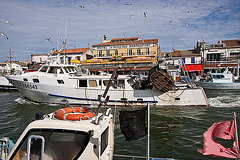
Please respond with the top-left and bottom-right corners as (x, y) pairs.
(92, 37), (158, 58)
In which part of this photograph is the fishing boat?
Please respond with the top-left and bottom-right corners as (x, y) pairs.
(5, 61), (208, 107)
(194, 68), (240, 90)
(0, 76), (17, 91)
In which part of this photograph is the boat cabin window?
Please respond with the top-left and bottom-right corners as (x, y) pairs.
(57, 80), (64, 84)
(64, 67), (76, 73)
(33, 79), (39, 83)
(89, 80), (97, 87)
(39, 66), (48, 73)
(103, 79), (125, 88)
(103, 80), (113, 86)
(23, 78), (28, 82)
(10, 129), (90, 160)
(79, 80), (87, 87)
(101, 127), (109, 156)
(118, 79), (125, 88)
(48, 67), (64, 74)
(212, 75), (224, 79)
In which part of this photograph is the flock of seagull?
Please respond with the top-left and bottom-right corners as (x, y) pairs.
(1, 2), (196, 41)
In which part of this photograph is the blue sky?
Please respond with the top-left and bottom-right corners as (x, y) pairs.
(0, 0), (239, 62)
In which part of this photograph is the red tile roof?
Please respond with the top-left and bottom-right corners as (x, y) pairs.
(52, 48), (90, 55)
(92, 38), (158, 46)
(221, 40), (240, 47)
(161, 50), (201, 57)
(111, 37), (139, 41)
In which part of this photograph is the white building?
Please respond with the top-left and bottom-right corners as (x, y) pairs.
(31, 48), (93, 64)
(196, 39), (240, 61)
(31, 53), (48, 64)
(0, 61), (28, 74)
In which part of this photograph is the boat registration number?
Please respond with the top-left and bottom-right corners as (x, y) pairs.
(17, 82), (38, 90)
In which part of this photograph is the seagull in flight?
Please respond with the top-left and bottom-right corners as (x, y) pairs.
(6, 20), (14, 26)
(79, 5), (85, 8)
(0, 32), (8, 40)
(46, 37), (51, 43)
(144, 12), (147, 18)
(129, 14), (134, 17)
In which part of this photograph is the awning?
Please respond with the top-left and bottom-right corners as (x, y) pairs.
(182, 64), (203, 72)
(71, 59), (80, 64)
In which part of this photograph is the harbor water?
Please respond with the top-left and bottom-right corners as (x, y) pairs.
(1, 90), (240, 160)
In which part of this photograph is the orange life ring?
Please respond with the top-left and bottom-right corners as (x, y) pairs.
(54, 107), (95, 121)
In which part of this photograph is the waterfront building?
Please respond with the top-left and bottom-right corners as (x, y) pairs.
(161, 50), (203, 78)
(0, 61), (28, 74)
(81, 36), (159, 75)
(195, 39), (240, 73)
(31, 48), (93, 65)
(51, 48), (93, 64)
(195, 39), (240, 62)
(31, 53), (48, 64)
(92, 36), (158, 58)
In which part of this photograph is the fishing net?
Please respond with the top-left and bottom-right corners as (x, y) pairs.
(119, 107), (147, 141)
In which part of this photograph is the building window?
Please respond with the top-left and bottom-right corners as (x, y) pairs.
(98, 50), (103, 57)
(115, 49), (118, 56)
(146, 48), (150, 55)
(60, 57), (64, 64)
(106, 50), (110, 57)
(182, 58), (185, 64)
(191, 57), (195, 64)
(137, 49), (141, 55)
(77, 56), (81, 61)
(128, 49), (132, 56)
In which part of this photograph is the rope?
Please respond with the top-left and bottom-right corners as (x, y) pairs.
(123, 88), (132, 106)
(85, 88), (92, 104)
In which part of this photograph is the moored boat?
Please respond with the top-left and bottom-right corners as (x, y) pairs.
(0, 76), (17, 91)
(6, 61), (209, 107)
(194, 69), (240, 90)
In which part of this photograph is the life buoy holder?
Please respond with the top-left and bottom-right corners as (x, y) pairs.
(54, 107), (95, 121)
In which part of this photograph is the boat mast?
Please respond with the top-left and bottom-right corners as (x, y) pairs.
(7, 47), (13, 73)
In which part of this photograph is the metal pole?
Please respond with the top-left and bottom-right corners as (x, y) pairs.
(234, 112), (239, 153)
(147, 103), (150, 160)
(237, 59), (239, 78)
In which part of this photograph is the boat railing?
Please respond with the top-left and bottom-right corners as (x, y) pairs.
(114, 154), (169, 160)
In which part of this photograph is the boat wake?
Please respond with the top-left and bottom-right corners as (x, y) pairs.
(208, 95), (240, 107)
(14, 97), (58, 106)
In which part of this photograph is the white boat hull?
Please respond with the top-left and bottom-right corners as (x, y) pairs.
(195, 81), (240, 90)
(0, 76), (17, 90)
(7, 75), (209, 107)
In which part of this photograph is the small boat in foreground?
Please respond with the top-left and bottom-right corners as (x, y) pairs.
(1, 97), (171, 160)
(4, 106), (114, 160)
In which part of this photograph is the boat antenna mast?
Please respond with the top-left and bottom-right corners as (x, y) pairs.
(7, 47), (13, 74)
(95, 67), (120, 121)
